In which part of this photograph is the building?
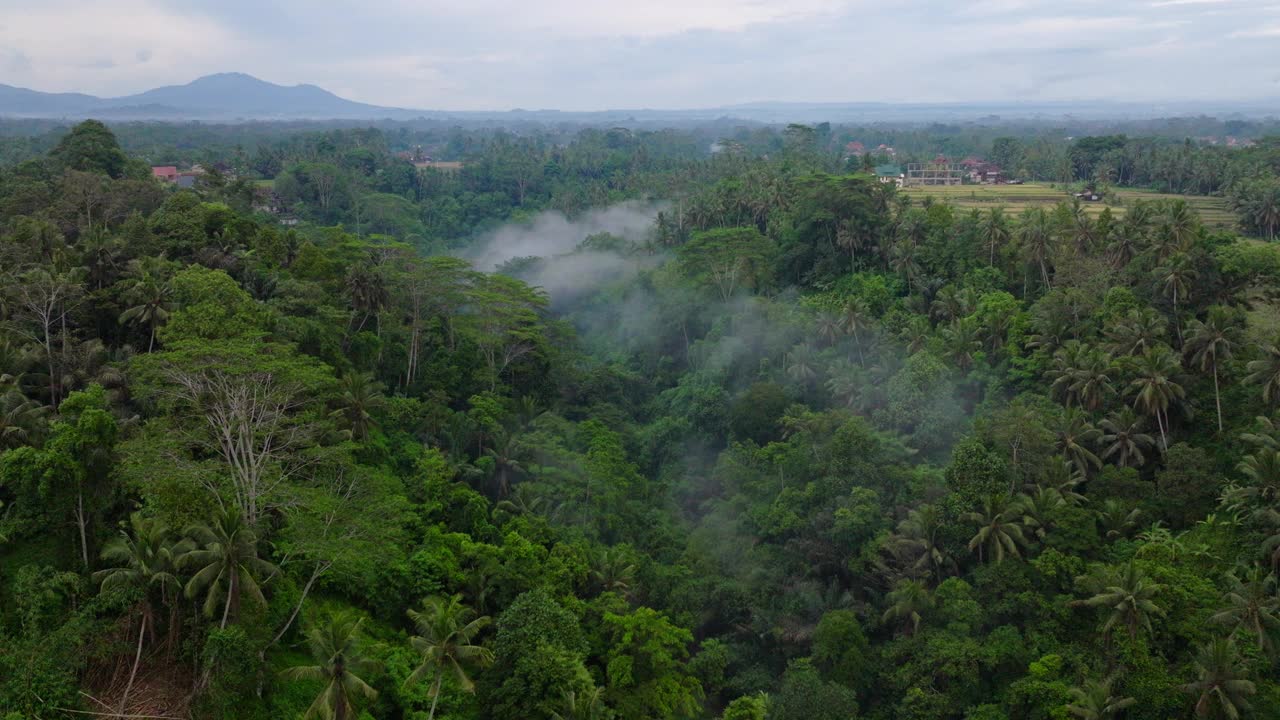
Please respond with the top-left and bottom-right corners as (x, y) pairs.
(874, 164), (905, 187)
(413, 160), (464, 172)
(904, 160), (964, 187)
(151, 166), (178, 182)
(844, 141), (866, 157)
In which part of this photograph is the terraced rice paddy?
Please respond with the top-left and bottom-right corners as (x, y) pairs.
(901, 182), (1238, 231)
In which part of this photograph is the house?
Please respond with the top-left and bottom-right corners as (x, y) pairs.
(1074, 190), (1103, 202)
(876, 144), (897, 158)
(844, 141), (866, 157)
(875, 164), (905, 187)
(151, 166), (178, 182)
(970, 162), (1004, 184)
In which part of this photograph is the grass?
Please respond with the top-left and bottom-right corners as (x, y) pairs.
(901, 182), (1238, 231)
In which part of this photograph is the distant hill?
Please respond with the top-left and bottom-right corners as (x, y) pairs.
(0, 73), (420, 120)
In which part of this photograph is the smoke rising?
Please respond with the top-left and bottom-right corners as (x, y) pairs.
(468, 200), (665, 271)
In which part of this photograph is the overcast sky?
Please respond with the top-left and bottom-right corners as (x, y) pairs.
(1, 0), (1278, 110)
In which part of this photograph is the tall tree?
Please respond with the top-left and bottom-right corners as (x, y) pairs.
(405, 594), (494, 720)
(282, 614), (379, 720)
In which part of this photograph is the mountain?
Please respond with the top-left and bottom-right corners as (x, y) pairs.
(0, 73), (420, 120)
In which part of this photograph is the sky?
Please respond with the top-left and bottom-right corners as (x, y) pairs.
(1, 0), (1278, 110)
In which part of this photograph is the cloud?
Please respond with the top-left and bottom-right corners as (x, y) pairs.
(0, 0), (1276, 108)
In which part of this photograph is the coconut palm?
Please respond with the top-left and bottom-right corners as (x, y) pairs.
(404, 594), (493, 720)
(1097, 500), (1144, 540)
(930, 285), (973, 325)
(1068, 349), (1116, 413)
(93, 513), (182, 716)
(889, 241), (922, 293)
(1183, 637), (1255, 719)
(590, 547), (638, 597)
(784, 343), (820, 387)
(814, 312), (843, 348)
(1158, 253), (1198, 341)
(1127, 346), (1185, 451)
(839, 297), (873, 365)
(891, 504), (955, 584)
(1081, 561), (1163, 643)
(1099, 409), (1156, 469)
(1104, 309), (1166, 357)
(1244, 338), (1280, 406)
(982, 207), (1011, 265)
(181, 507), (278, 629)
(1019, 207), (1055, 289)
(118, 273), (174, 353)
(1184, 308), (1241, 432)
(965, 495), (1030, 564)
(1210, 566), (1280, 655)
(943, 319), (982, 372)
(283, 613), (380, 720)
(1066, 677), (1136, 720)
(881, 579), (933, 636)
(330, 372), (385, 440)
(0, 390), (46, 450)
(552, 686), (607, 720)
(1055, 409), (1102, 475)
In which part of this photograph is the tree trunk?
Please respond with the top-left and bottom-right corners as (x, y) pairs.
(427, 673), (442, 720)
(221, 573), (237, 629)
(1213, 361), (1223, 432)
(76, 489), (89, 570)
(117, 613), (148, 718)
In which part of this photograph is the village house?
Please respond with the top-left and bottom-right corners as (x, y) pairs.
(151, 166), (178, 182)
(875, 163), (905, 187)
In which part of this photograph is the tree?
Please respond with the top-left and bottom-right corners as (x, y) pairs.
(1183, 637), (1255, 719)
(891, 504), (956, 584)
(1019, 207), (1055, 289)
(1066, 677), (1136, 720)
(1210, 567), (1279, 655)
(330, 372), (385, 440)
(982, 207), (1011, 265)
(405, 594), (494, 720)
(282, 613), (379, 720)
(1099, 409), (1155, 469)
(49, 120), (128, 178)
(182, 507), (278, 628)
(676, 226), (775, 301)
(118, 269), (174, 353)
(93, 512), (181, 716)
(1080, 561), (1163, 643)
(1245, 338), (1280, 406)
(1184, 307), (1240, 431)
(602, 607), (702, 719)
(881, 579), (933, 636)
(1127, 346), (1185, 451)
(966, 494), (1030, 563)
(1158, 253), (1198, 339)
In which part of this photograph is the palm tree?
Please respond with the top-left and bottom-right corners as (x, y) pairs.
(1104, 309), (1165, 357)
(405, 594), (493, 720)
(1019, 207), (1055, 290)
(1099, 409), (1155, 469)
(282, 613), (379, 720)
(943, 319), (982, 372)
(982, 207), (1011, 265)
(889, 241), (922, 294)
(1096, 500), (1144, 540)
(784, 343), (820, 387)
(1183, 637), (1255, 719)
(181, 508), (278, 629)
(0, 390), (46, 450)
(483, 427), (526, 498)
(1068, 349), (1116, 413)
(1128, 346), (1185, 451)
(1055, 409), (1102, 476)
(965, 495), (1030, 564)
(1158, 253), (1198, 340)
(551, 686), (607, 720)
(1185, 308), (1241, 432)
(1210, 567), (1279, 655)
(814, 312), (843, 348)
(589, 547), (638, 597)
(1159, 200), (1198, 260)
(1081, 561), (1163, 643)
(892, 504), (955, 584)
(839, 297), (872, 365)
(1244, 338), (1280, 406)
(330, 372), (385, 440)
(881, 579), (933, 637)
(118, 272), (174, 353)
(930, 285), (973, 325)
(1066, 677), (1136, 720)
(93, 513), (181, 716)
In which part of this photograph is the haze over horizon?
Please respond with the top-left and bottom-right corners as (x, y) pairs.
(2, 0), (1279, 112)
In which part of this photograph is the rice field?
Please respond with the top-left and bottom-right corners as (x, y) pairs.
(901, 182), (1238, 231)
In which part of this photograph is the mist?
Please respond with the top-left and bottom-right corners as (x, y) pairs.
(468, 200), (666, 271)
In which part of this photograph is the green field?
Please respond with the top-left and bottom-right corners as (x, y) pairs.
(901, 182), (1238, 231)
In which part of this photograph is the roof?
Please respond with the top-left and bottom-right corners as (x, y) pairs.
(874, 164), (903, 176)
(152, 166), (177, 175)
